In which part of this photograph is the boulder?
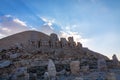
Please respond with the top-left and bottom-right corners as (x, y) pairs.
(11, 67), (29, 80)
(48, 59), (56, 78)
(70, 61), (80, 75)
(112, 54), (120, 67)
(10, 53), (21, 59)
(106, 72), (116, 80)
(74, 77), (84, 80)
(0, 60), (11, 68)
(44, 72), (50, 80)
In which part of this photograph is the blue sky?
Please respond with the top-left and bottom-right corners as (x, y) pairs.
(0, 0), (120, 59)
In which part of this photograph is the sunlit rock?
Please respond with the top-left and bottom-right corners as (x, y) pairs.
(70, 61), (80, 75)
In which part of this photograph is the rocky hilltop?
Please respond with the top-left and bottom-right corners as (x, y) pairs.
(0, 30), (120, 80)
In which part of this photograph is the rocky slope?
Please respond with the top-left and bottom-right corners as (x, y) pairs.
(0, 30), (119, 80)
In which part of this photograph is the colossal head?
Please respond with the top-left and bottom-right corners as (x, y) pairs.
(50, 33), (59, 41)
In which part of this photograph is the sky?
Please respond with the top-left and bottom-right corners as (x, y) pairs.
(0, 0), (120, 60)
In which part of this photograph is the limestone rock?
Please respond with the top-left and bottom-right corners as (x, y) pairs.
(0, 55), (2, 60)
(76, 42), (82, 49)
(74, 77), (84, 80)
(50, 33), (59, 48)
(68, 37), (76, 47)
(70, 61), (80, 75)
(0, 60), (11, 68)
(60, 38), (68, 47)
(112, 54), (120, 67)
(97, 58), (107, 71)
(48, 59), (56, 77)
(12, 67), (29, 80)
(44, 72), (50, 80)
(10, 53), (21, 59)
(106, 72), (116, 80)
(112, 54), (119, 62)
(81, 65), (89, 73)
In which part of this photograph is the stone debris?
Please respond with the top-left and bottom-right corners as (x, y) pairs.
(0, 60), (11, 68)
(97, 58), (107, 71)
(0, 31), (119, 80)
(10, 53), (21, 59)
(106, 72), (116, 80)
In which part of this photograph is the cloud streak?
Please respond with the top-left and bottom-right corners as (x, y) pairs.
(0, 15), (29, 38)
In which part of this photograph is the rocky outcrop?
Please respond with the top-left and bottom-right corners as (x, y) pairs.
(106, 72), (116, 80)
(10, 53), (21, 59)
(0, 60), (11, 68)
(97, 58), (107, 71)
(112, 54), (120, 68)
(0, 30), (119, 80)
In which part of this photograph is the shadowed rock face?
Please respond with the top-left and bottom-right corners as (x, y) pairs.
(0, 30), (119, 80)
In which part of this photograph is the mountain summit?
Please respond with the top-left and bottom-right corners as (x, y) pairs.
(0, 30), (119, 80)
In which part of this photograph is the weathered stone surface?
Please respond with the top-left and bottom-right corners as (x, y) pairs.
(10, 53), (21, 59)
(0, 31), (119, 80)
(11, 67), (29, 80)
(112, 54), (120, 67)
(44, 72), (50, 80)
(81, 65), (89, 73)
(106, 72), (116, 80)
(50, 33), (59, 48)
(48, 59), (56, 77)
(68, 37), (76, 47)
(70, 61), (80, 75)
(0, 60), (11, 68)
(74, 77), (84, 80)
(76, 42), (82, 49)
(0, 55), (2, 60)
(97, 58), (107, 71)
(60, 38), (68, 47)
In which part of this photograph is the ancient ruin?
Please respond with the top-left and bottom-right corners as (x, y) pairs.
(0, 30), (120, 80)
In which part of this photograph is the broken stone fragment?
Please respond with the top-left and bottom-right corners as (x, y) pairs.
(70, 61), (80, 75)
(48, 59), (56, 78)
(106, 72), (116, 80)
(10, 53), (21, 59)
(11, 67), (28, 80)
(74, 77), (84, 80)
(0, 60), (11, 68)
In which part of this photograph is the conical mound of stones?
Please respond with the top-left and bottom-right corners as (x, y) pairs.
(0, 30), (120, 80)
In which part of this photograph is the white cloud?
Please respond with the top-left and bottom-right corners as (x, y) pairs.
(59, 30), (88, 44)
(0, 15), (29, 38)
(1, 27), (11, 32)
(0, 33), (5, 38)
(40, 17), (55, 27)
(13, 18), (27, 26)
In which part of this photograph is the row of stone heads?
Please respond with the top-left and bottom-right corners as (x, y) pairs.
(28, 33), (82, 48)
